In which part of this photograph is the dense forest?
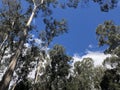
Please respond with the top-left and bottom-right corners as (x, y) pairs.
(0, 0), (120, 90)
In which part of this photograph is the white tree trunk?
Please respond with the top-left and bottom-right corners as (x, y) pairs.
(0, 4), (38, 90)
(0, 34), (8, 51)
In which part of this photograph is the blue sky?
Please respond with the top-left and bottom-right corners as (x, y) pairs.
(24, 1), (120, 66)
(31, 1), (120, 56)
(46, 1), (120, 56)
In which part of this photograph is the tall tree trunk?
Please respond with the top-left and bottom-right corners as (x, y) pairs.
(11, 83), (16, 90)
(0, 44), (8, 63)
(34, 61), (42, 83)
(33, 53), (44, 90)
(34, 47), (49, 85)
(0, 34), (8, 51)
(0, 5), (37, 90)
(0, 35), (8, 61)
(10, 79), (19, 90)
(34, 55), (43, 83)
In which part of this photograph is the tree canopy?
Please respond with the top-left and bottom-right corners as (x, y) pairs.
(0, 0), (119, 90)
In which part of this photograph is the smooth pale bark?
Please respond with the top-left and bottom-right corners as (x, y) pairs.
(33, 47), (50, 90)
(11, 84), (16, 90)
(0, 45), (7, 62)
(34, 53), (50, 90)
(34, 54), (43, 83)
(34, 45), (49, 83)
(0, 4), (38, 90)
(10, 81), (17, 90)
(0, 35), (8, 62)
(0, 34), (8, 51)
(34, 60), (42, 83)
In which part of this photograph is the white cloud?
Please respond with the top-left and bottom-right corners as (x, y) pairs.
(73, 50), (111, 66)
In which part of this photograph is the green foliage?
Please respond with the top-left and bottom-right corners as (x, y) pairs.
(96, 21), (120, 90)
(93, 0), (118, 12)
(96, 21), (120, 53)
(66, 58), (105, 90)
(16, 46), (39, 79)
(0, 0), (69, 89)
(100, 69), (120, 90)
(25, 0), (119, 11)
(93, 66), (105, 90)
(13, 79), (32, 90)
(73, 58), (95, 90)
(40, 18), (67, 46)
(0, 0), (119, 90)
(9, 46), (40, 90)
(67, 0), (118, 11)
(35, 45), (72, 90)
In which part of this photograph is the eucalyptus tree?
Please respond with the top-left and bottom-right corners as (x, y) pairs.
(11, 46), (40, 90)
(0, 0), (119, 90)
(70, 58), (105, 90)
(96, 21), (120, 90)
(93, 66), (105, 90)
(93, 0), (118, 12)
(0, 0), (78, 89)
(34, 45), (72, 90)
(0, 0), (42, 90)
(73, 58), (95, 90)
(0, 0), (68, 89)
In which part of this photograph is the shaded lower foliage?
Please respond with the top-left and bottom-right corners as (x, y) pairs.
(33, 45), (72, 90)
(96, 21), (120, 90)
(100, 69), (120, 90)
(14, 80), (32, 90)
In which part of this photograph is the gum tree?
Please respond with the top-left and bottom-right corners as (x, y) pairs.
(0, 0), (118, 90)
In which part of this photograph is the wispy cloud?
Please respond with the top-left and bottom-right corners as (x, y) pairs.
(88, 44), (93, 48)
